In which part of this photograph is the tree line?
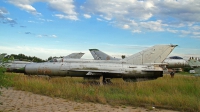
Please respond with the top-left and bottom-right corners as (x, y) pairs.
(4, 53), (46, 62)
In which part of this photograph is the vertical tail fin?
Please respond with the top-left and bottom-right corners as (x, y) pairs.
(123, 45), (177, 64)
(63, 53), (85, 59)
(89, 49), (120, 60)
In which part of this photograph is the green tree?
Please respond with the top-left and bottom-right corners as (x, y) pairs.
(0, 67), (14, 95)
(10, 54), (46, 62)
(0, 67), (8, 88)
(121, 55), (126, 59)
(48, 56), (53, 61)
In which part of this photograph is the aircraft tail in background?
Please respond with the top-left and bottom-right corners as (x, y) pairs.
(63, 53), (85, 59)
(89, 49), (120, 60)
(89, 45), (177, 65)
(188, 57), (200, 76)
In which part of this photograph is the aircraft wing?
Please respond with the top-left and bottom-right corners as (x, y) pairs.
(68, 69), (123, 74)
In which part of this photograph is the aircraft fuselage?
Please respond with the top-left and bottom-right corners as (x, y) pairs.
(163, 59), (189, 68)
(25, 60), (163, 80)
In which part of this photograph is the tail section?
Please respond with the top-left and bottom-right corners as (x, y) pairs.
(123, 45), (177, 65)
(63, 53), (84, 59)
(188, 57), (200, 76)
(89, 49), (120, 60)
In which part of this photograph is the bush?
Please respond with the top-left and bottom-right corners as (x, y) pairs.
(0, 67), (13, 90)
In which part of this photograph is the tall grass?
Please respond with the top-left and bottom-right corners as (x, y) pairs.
(5, 73), (200, 112)
(0, 68), (13, 89)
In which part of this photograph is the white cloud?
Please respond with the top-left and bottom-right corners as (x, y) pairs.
(192, 32), (200, 36)
(192, 26), (200, 30)
(155, 0), (200, 22)
(48, 0), (78, 20)
(181, 30), (191, 35)
(140, 20), (164, 31)
(83, 0), (155, 21)
(7, 0), (41, 15)
(18, 4), (40, 15)
(123, 24), (130, 29)
(7, 0), (78, 20)
(144, 1), (154, 9)
(28, 20), (34, 23)
(54, 14), (78, 20)
(50, 35), (57, 38)
(82, 0), (200, 37)
(97, 18), (102, 21)
(167, 29), (178, 33)
(0, 7), (9, 15)
(6, 18), (12, 21)
(132, 30), (141, 33)
(47, 19), (53, 22)
(36, 34), (57, 38)
(103, 16), (112, 21)
(6, 0), (200, 38)
(83, 14), (91, 19)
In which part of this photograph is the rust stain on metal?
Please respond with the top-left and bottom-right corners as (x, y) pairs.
(38, 68), (52, 74)
(106, 56), (110, 60)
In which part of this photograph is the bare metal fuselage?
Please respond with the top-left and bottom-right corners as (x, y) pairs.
(163, 59), (189, 68)
(25, 59), (163, 80)
(5, 61), (32, 73)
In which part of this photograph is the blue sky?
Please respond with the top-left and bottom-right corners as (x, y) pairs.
(0, 0), (200, 60)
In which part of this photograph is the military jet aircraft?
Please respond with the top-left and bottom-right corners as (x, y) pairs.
(0, 53), (84, 73)
(162, 56), (190, 72)
(89, 48), (190, 73)
(24, 45), (177, 84)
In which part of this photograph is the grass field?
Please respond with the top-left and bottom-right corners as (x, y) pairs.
(4, 73), (200, 112)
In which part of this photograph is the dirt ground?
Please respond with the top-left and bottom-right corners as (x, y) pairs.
(0, 88), (179, 112)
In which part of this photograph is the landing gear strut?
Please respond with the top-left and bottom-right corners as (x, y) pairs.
(99, 76), (112, 85)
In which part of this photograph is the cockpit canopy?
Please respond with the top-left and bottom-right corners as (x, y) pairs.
(169, 56), (183, 59)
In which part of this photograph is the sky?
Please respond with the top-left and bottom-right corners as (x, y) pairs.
(0, 0), (200, 60)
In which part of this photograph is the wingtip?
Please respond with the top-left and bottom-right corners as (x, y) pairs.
(170, 44), (178, 47)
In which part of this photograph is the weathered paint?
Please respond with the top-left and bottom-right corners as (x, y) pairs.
(25, 60), (163, 80)
(4, 53), (84, 73)
(25, 44), (178, 82)
(90, 45), (177, 65)
(163, 58), (189, 68)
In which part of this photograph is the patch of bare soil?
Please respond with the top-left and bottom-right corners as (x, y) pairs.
(0, 88), (178, 112)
